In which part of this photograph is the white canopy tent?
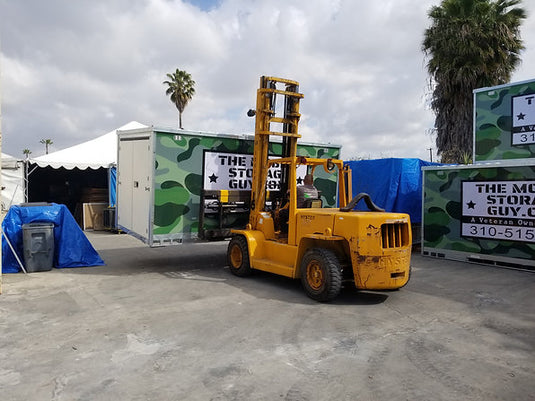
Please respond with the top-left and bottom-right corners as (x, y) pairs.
(25, 122), (148, 227)
(31, 121), (147, 169)
(1, 153), (25, 212)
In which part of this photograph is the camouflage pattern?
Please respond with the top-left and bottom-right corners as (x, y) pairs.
(423, 164), (535, 264)
(474, 79), (535, 162)
(153, 130), (341, 240)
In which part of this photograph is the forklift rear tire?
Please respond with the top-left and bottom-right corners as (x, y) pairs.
(227, 236), (253, 277)
(300, 248), (342, 302)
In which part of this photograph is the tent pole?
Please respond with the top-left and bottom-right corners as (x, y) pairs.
(24, 160), (28, 203)
(24, 163), (39, 203)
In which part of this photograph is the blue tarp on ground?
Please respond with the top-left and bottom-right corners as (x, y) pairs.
(344, 158), (442, 223)
(2, 203), (105, 273)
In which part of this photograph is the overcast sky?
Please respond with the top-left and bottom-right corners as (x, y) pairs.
(1, 0), (534, 161)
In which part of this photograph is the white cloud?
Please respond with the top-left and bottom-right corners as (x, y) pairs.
(0, 0), (533, 162)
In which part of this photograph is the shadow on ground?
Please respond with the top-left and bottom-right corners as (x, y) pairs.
(68, 237), (389, 306)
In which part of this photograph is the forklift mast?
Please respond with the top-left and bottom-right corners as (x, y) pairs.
(249, 76), (304, 229)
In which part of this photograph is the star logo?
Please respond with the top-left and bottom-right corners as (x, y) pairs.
(296, 177), (304, 185)
(209, 173), (218, 183)
(517, 112), (526, 120)
(466, 200), (476, 209)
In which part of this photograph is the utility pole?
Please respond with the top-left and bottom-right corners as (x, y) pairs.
(428, 148), (433, 163)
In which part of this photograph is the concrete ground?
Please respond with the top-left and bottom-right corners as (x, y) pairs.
(1, 231), (534, 401)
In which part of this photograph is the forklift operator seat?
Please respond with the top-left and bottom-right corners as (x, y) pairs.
(302, 198), (322, 208)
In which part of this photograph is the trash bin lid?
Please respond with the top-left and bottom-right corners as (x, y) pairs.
(22, 222), (55, 229)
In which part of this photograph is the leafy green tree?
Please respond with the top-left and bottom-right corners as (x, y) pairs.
(163, 69), (196, 129)
(422, 0), (526, 163)
(22, 148), (32, 159)
(40, 138), (53, 154)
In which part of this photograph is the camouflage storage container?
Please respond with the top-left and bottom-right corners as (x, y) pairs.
(474, 79), (535, 163)
(422, 163), (535, 269)
(116, 127), (341, 246)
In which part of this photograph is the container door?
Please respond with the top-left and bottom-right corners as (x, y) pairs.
(117, 140), (134, 231)
(117, 137), (152, 242)
(132, 138), (152, 239)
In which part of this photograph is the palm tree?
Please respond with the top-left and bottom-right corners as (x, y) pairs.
(422, 0), (526, 163)
(163, 69), (196, 129)
(22, 149), (32, 160)
(40, 138), (53, 154)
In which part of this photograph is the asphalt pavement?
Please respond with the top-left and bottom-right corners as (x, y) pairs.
(1, 231), (534, 401)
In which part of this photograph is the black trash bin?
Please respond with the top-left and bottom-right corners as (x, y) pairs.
(22, 223), (55, 272)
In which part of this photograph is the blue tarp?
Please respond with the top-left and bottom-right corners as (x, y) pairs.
(2, 203), (105, 273)
(109, 167), (116, 207)
(344, 158), (442, 223)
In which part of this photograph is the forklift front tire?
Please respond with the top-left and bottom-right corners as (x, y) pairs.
(227, 236), (253, 277)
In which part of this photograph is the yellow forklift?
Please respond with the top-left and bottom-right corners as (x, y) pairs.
(227, 76), (411, 301)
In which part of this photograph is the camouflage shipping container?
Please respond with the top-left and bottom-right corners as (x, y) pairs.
(116, 127), (341, 246)
(474, 78), (535, 163)
(422, 162), (535, 269)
